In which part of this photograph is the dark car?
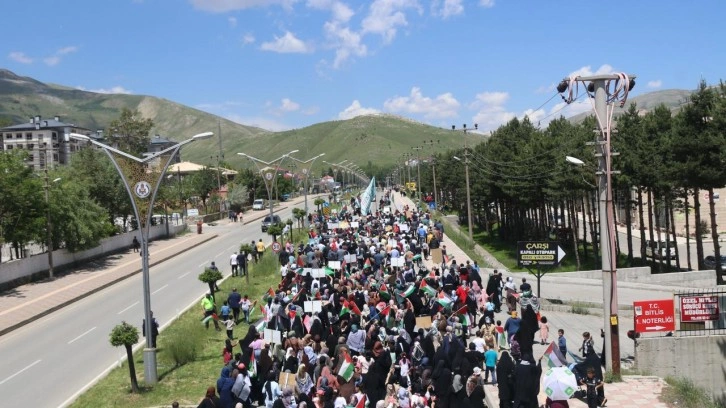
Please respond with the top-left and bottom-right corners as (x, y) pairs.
(703, 255), (726, 269)
(261, 215), (282, 232)
(281, 193), (290, 201)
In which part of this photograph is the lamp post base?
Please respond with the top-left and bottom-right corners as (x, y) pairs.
(143, 348), (158, 385)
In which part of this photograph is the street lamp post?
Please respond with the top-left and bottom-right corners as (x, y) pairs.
(69, 131), (213, 384)
(289, 153), (324, 226)
(238, 150), (299, 222)
(452, 123), (478, 242)
(42, 170), (61, 279)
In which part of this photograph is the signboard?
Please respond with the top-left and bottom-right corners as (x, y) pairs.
(271, 242), (282, 253)
(398, 223), (410, 232)
(344, 254), (357, 264)
(310, 268), (325, 278)
(328, 222), (339, 230)
(431, 248), (443, 264)
(680, 296), (720, 322)
(516, 241), (566, 267)
(391, 257), (405, 267)
(278, 372), (295, 391)
(304, 300), (323, 313)
(350, 221), (359, 229)
(187, 208), (199, 217)
(328, 261), (341, 270)
(415, 316), (432, 329)
(634, 299), (675, 333)
(264, 328), (282, 344)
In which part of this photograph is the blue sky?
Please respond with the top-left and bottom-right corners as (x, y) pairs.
(3, 0), (725, 132)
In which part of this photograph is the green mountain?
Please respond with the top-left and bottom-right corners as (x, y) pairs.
(0, 69), (477, 169)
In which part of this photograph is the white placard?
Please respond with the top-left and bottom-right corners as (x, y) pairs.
(391, 257), (405, 267)
(264, 329), (282, 345)
(301, 268), (312, 276)
(328, 222), (339, 230)
(350, 221), (359, 228)
(328, 261), (342, 270)
(310, 268), (325, 278)
(304, 300), (323, 313)
(398, 223), (410, 232)
(344, 254), (357, 264)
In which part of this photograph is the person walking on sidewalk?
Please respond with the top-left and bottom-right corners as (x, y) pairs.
(201, 293), (221, 331)
(256, 239), (266, 260)
(237, 251), (248, 277)
(580, 331), (595, 359)
(230, 252), (239, 276)
(142, 311), (159, 348)
(132, 236), (140, 253)
(228, 288), (242, 323)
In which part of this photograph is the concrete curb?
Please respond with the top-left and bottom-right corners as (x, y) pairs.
(0, 234), (219, 338)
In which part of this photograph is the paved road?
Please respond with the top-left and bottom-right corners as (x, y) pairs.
(0, 204), (302, 408)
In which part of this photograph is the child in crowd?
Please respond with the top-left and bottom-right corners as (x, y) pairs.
(558, 329), (567, 362)
(220, 300), (231, 321)
(495, 320), (507, 350)
(221, 316), (236, 340)
(539, 315), (550, 345)
(581, 367), (606, 408)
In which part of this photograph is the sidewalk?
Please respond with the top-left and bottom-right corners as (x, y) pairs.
(393, 192), (670, 407)
(0, 231), (218, 336)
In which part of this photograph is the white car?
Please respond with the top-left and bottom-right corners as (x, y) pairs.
(252, 199), (265, 210)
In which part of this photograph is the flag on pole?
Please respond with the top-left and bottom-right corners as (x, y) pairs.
(379, 284), (391, 301)
(259, 304), (267, 321)
(340, 301), (351, 317)
(303, 315), (312, 333)
(437, 292), (453, 309)
(325, 266), (335, 276)
(249, 351), (258, 378)
(349, 301), (362, 316)
(402, 284), (416, 298)
(338, 351), (356, 382)
(255, 318), (266, 333)
(443, 254), (450, 264)
(364, 258), (372, 269)
(419, 280), (437, 297)
(355, 395), (366, 408)
(543, 341), (566, 368)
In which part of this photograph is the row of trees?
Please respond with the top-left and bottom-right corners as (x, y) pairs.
(414, 80), (726, 283)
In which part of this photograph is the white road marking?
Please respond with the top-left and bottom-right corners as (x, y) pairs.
(214, 249), (227, 259)
(67, 327), (96, 345)
(198, 261), (207, 267)
(178, 271), (192, 279)
(0, 359), (42, 386)
(117, 301), (139, 315)
(151, 284), (169, 295)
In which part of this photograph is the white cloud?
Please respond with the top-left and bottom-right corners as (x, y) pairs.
(362, 0), (421, 44)
(471, 91), (509, 107)
(647, 79), (662, 89)
(190, 0), (295, 12)
(302, 106), (320, 115)
(43, 56), (61, 66)
(569, 64), (615, 79)
(56, 46), (78, 55)
(242, 33), (256, 44)
(260, 31), (311, 53)
(228, 16), (238, 27)
(469, 91), (515, 130)
(306, 0), (354, 23)
(384, 87), (460, 119)
(432, 0), (463, 18)
(324, 21), (368, 68)
(279, 98), (300, 112)
(479, 0), (494, 7)
(338, 100), (380, 119)
(535, 83), (555, 94)
(77, 85), (133, 94)
(8, 51), (33, 64)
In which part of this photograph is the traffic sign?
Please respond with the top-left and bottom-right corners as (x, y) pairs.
(680, 295), (720, 322)
(516, 241), (566, 267)
(271, 242), (282, 253)
(634, 299), (675, 333)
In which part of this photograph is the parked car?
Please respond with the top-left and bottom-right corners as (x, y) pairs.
(252, 199), (265, 210)
(281, 193), (290, 201)
(261, 215), (282, 232)
(703, 255), (726, 269)
(645, 239), (677, 259)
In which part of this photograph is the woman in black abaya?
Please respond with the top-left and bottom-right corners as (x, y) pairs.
(496, 351), (515, 408)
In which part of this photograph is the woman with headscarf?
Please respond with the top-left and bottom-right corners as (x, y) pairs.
(283, 347), (299, 373)
(451, 374), (465, 405)
(317, 364), (340, 392)
(197, 386), (222, 408)
(512, 354), (542, 408)
(263, 371), (283, 408)
(364, 341), (391, 407)
(496, 351), (515, 408)
(431, 360), (452, 408)
(295, 364), (314, 406)
(462, 375), (486, 408)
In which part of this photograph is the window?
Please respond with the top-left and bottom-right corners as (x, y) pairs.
(27, 154), (34, 162)
(6, 145), (12, 150)
(51, 133), (57, 140)
(25, 132), (32, 139)
(4, 133), (11, 139)
(16, 133), (22, 139)
(28, 143), (34, 149)
(17, 144), (23, 149)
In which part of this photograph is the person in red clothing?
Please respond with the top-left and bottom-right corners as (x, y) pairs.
(545, 397), (569, 408)
(455, 284), (468, 304)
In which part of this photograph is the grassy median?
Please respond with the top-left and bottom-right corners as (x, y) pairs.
(71, 251), (281, 408)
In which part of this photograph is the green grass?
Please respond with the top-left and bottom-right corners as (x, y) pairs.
(661, 376), (719, 408)
(70, 254), (281, 408)
(569, 302), (591, 315)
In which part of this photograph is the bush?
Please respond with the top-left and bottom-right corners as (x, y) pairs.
(662, 376), (718, 408)
(570, 301), (590, 315)
(164, 320), (203, 367)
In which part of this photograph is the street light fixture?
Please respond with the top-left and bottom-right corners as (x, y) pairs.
(288, 153), (325, 226)
(237, 150), (299, 221)
(68, 130), (213, 384)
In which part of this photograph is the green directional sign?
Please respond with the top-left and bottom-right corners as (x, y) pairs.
(517, 241), (566, 267)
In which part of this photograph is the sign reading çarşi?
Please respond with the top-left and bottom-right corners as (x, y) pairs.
(516, 241), (566, 267)
(680, 295), (720, 322)
(134, 181), (151, 199)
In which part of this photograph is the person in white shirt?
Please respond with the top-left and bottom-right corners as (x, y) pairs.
(230, 252), (239, 276)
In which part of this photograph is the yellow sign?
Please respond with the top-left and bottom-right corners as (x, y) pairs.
(406, 182), (416, 191)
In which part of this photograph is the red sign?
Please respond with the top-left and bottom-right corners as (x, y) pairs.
(634, 299), (675, 333)
(680, 296), (720, 322)
(271, 242), (282, 253)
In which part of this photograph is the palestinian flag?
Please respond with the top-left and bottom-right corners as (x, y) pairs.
(458, 313), (471, 326)
(325, 266), (335, 276)
(543, 341), (566, 368)
(249, 351), (258, 378)
(259, 304), (267, 321)
(355, 395), (366, 408)
(338, 351), (355, 382)
(364, 258), (372, 269)
(437, 292), (453, 309)
(296, 267), (304, 274)
(443, 254), (450, 264)
(303, 315), (312, 333)
(340, 301), (351, 317)
(402, 284), (416, 298)
(376, 302), (391, 317)
(419, 280), (437, 297)
(453, 305), (468, 316)
(255, 318), (266, 333)
(349, 301), (362, 316)
(379, 284), (391, 301)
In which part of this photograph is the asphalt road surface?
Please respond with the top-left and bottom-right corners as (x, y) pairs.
(0, 204), (302, 408)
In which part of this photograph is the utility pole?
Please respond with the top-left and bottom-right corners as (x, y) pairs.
(423, 139), (439, 210)
(412, 146), (423, 207)
(217, 120), (224, 216)
(43, 169), (54, 279)
(452, 124), (477, 242)
(557, 73), (635, 376)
